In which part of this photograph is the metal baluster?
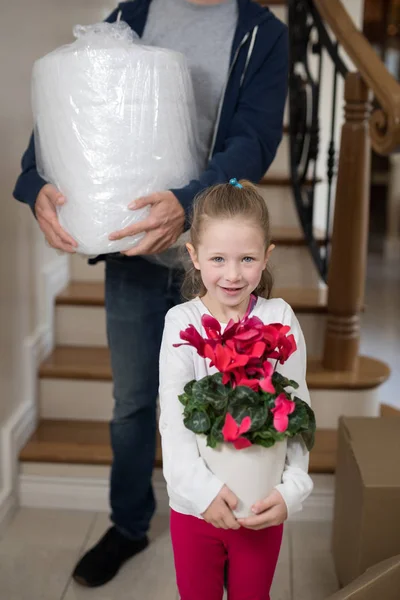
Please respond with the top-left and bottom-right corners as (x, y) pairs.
(323, 42), (340, 278)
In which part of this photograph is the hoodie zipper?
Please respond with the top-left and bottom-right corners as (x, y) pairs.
(208, 32), (249, 160)
(208, 27), (258, 160)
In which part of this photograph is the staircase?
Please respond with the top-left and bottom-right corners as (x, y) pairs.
(19, 0), (395, 506)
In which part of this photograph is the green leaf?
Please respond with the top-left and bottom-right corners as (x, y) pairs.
(178, 392), (189, 406)
(252, 436), (276, 448)
(230, 405), (268, 432)
(260, 393), (278, 412)
(230, 386), (260, 407)
(287, 398), (316, 451)
(184, 380), (196, 395)
(251, 424), (286, 442)
(191, 375), (230, 412)
(272, 372), (299, 392)
(250, 428), (286, 447)
(300, 429), (315, 452)
(303, 401), (317, 430)
(184, 411), (210, 434)
(272, 371), (291, 389)
(206, 415), (225, 449)
(287, 402), (307, 432)
(206, 433), (218, 449)
(252, 429), (275, 441)
(210, 415), (224, 442)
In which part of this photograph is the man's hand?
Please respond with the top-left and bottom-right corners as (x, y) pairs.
(35, 184), (78, 253)
(201, 485), (240, 530)
(109, 191), (185, 256)
(238, 489), (288, 530)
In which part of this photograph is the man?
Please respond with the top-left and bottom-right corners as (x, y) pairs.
(13, 0), (288, 587)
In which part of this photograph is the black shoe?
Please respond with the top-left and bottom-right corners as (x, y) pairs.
(72, 526), (149, 587)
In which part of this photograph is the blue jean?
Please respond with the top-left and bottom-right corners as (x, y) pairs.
(105, 254), (184, 540)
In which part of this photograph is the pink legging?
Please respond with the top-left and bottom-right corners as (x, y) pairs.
(170, 510), (283, 600)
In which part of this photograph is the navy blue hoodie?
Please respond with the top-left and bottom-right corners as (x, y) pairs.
(13, 0), (288, 227)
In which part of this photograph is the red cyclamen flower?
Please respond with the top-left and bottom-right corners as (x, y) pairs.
(268, 324), (297, 364)
(173, 325), (207, 357)
(258, 361), (275, 393)
(175, 314), (297, 392)
(222, 413), (252, 450)
(271, 393), (295, 432)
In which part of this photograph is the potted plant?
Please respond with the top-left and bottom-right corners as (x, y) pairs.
(175, 312), (316, 517)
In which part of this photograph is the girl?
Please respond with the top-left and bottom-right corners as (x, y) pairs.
(159, 179), (313, 600)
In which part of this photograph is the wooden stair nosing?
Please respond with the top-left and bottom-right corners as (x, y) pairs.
(19, 419), (335, 474)
(306, 356), (390, 391)
(39, 346), (389, 391)
(271, 226), (327, 247)
(39, 346), (112, 381)
(56, 282), (105, 307)
(259, 175), (322, 187)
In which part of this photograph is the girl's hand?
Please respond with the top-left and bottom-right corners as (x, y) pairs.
(238, 489), (288, 530)
(202, 485), (240, 530)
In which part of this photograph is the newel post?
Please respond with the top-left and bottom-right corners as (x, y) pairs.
(323, 72), (371, 371)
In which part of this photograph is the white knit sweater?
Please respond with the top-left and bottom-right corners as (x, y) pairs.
(159, 296), (314, 519)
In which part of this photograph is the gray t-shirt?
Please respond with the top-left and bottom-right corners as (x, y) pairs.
(141, 0), (238, 169)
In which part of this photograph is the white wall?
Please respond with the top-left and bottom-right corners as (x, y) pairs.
(0, 0), (117, 522)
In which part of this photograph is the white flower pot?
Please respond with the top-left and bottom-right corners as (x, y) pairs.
(197, 436), (287, 518)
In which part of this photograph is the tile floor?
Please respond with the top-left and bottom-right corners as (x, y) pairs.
(361, 254), (400, 408)
(0, 508), (339, 600)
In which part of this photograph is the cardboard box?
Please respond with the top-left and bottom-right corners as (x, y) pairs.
(327, 555), (400, 599)
(332, 417), (400, 586)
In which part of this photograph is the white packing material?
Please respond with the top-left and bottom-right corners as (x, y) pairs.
(32, 21), (200, 256)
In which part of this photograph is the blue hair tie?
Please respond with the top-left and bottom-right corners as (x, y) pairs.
(229, 178), (243, 189)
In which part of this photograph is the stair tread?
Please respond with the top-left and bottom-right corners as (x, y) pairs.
(272, 286), (328, 312)
(306, 356), (390, 390)
(259, 175), (322, 187)
(272, 226), (326, 246)
(57, 282), (106, 306)
(57, 280), (328, 312)
(19, 419), (333, 473)
(39, 346), (112, 380)
(40, 346), (389, 391)
(19, 419), (163, 467)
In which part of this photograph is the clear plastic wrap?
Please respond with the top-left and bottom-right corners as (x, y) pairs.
(32, 21), (200, 256)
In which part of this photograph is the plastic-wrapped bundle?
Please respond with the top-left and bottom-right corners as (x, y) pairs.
(32, 22), (200, 256)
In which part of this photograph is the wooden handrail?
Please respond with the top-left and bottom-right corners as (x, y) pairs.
(314, 0), (400, 155)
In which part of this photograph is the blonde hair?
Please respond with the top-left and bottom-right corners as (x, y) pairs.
(182, 180), (274, 300)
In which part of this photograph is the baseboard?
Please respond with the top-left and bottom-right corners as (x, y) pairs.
(0, 396), (37, 529)
(0, 491), (17, 535)
(19, 470), (334, 521)
(19, 470), (170, 515)
(0, 256), (70, 528)
(41, 255), (70, 354)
